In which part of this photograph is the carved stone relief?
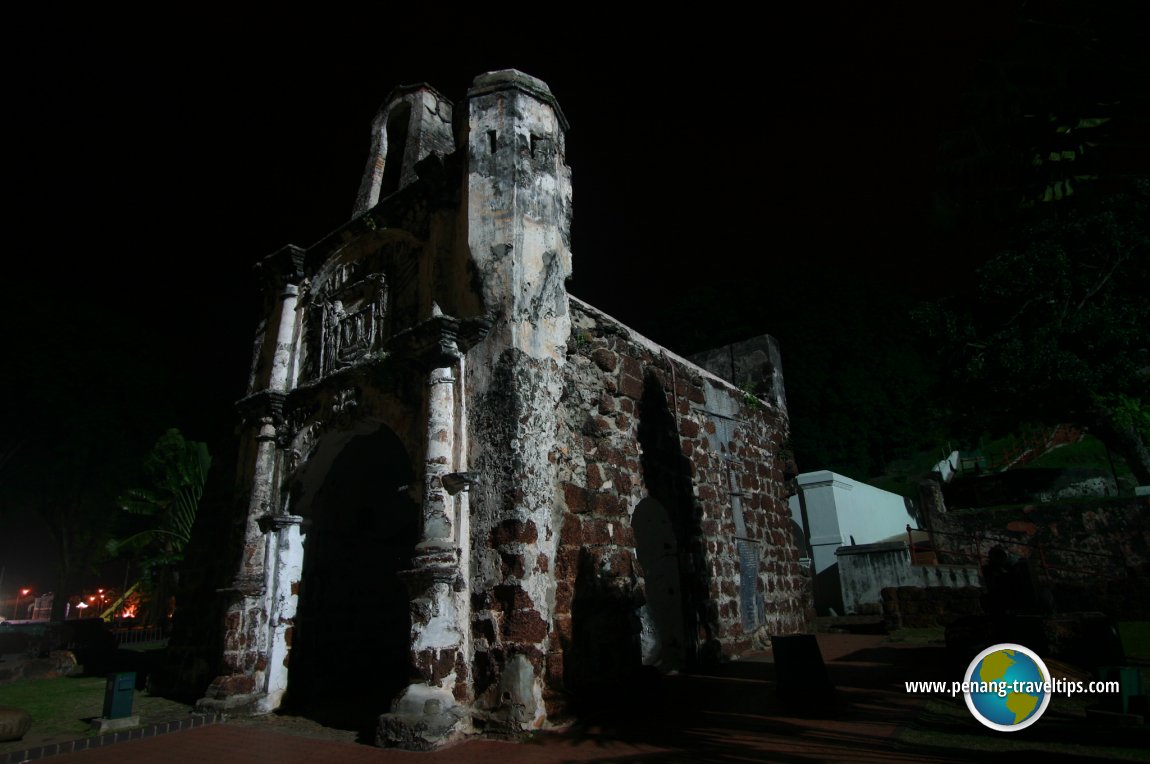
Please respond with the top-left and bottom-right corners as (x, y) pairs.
(318, 272), (387, 377)
(299, 239), (427, 384)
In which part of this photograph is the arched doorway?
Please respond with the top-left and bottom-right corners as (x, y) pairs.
(285, 426), (419, 733)
(632, 497), (687, 672)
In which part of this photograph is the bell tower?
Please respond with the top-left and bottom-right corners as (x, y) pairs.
(353, 83), (455, 215)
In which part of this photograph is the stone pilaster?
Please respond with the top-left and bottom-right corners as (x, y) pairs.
(258, 512), (304, 712)
(200, 248), (303, 713)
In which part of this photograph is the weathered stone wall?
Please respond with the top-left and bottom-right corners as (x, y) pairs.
(836, 541), (980, 616)
(545, 298), (810, 710)
(688, 334), (787, 410)
(880, 586), (983, 629)
(929, 497), (1150, 617)
(466, 349), (567, 732)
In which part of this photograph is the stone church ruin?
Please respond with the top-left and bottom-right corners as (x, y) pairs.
(197, 70), (812, 748)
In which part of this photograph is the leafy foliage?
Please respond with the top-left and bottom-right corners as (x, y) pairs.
(974, 192), (1145, 400)
(1101, 393), (1150, 444)
(921, 183), (1150, 482)
(0, 290), (189, 619)
(932, 1), (1149, 234)
(109, 429), (211, 576)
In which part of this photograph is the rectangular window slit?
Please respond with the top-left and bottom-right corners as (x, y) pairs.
(487, 130), (497, 154)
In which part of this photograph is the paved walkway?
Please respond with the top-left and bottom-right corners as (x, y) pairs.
(30, 635), (969, 763)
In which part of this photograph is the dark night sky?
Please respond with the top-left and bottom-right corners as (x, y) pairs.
(0, 6), (1078, 591)
(9, 8), (1015, 412)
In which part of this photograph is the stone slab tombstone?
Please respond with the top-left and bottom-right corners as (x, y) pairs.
(770, 634), (835, 712)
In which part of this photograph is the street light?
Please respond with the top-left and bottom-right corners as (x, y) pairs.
(14, 588), (31, 620)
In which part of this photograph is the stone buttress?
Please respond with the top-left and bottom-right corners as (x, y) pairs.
(461, 71), (572, 735)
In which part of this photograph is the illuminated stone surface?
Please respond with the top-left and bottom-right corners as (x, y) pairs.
(197, 70), (812, 749)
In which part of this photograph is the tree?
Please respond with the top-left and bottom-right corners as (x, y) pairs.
(0, 289), (190, 621)
(0, 363), (144, 622)
(923, 183), (1150, 484)
(108, 429), (211, 626)
(932, 0), (1149, 238)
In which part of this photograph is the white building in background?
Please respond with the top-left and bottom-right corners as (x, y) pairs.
(788, 470), (918, 614)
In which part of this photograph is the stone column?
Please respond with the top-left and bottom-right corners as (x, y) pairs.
(420, 364), (457, 547)
(269, 284), (299, 390)
(380, 325), (470, 750)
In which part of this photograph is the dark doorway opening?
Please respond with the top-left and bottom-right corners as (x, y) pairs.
(633, 497), (688, 672)
(284, 427), (419, 736)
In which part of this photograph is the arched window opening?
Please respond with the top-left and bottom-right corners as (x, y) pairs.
(379, 103), (412, 199)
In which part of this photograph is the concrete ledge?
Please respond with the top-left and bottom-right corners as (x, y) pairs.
(91, 715), (139, 733)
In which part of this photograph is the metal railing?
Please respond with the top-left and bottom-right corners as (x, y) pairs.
(109, 626), (167, 647)
(906, 523), (1126, 584)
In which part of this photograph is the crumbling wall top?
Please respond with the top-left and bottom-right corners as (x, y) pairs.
(381, 82), (451, 111)
(468, 69), (569, 132)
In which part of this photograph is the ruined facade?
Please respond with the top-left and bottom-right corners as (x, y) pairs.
(198, 70), (811, 748)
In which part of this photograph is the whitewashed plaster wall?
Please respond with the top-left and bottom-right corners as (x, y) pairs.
(788, 470), (917, 577)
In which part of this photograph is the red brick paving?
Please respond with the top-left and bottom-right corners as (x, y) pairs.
(43, 725), (673, 763)
(42, 635), (967, 763)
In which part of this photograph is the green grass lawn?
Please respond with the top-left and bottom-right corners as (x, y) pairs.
(0, 675), (193, 754)
(0, 675), (106, 734)
(1021, 434), (1136, 484)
